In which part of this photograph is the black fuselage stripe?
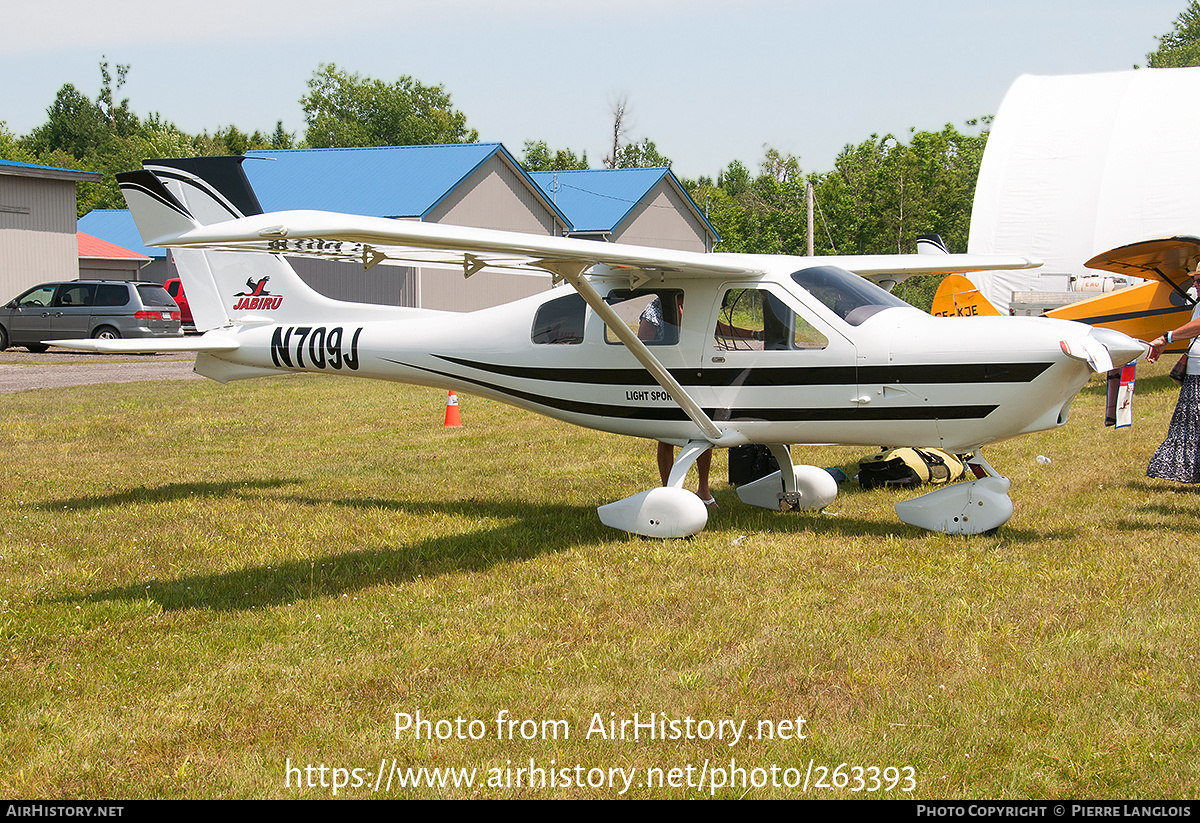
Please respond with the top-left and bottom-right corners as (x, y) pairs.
(433, 354), (1051, 387)
(387, 359), (998, 423)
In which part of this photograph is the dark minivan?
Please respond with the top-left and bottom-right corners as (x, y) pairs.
(0, 280), (183, 352)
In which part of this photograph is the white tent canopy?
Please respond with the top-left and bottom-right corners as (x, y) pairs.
(968, 68), (1200, 312)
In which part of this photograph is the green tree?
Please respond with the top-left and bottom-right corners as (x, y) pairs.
(612, 137), (671, 169)
(96, 58), (136, 136)
(193, 125), (277, 156)
(522, 140), (588, 171)
(300, 63), (478, 148)
(269, 121), (295, 150)
(24, 83), (109, 160)
(0, 122), (35, 163)
(1146, 2), (1200, 67)
(808, 123), (988, 308)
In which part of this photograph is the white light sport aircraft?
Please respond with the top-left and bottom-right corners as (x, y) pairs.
(57, 157), (1145, 537)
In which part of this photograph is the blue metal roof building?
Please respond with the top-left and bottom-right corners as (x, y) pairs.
(242, 143), (570, 229)
(76, 144), (719, 308)
(529, 167), (719, 250)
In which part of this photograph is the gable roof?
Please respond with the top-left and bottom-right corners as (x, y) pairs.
(528, 167), (718, 241)
(81, 146), (720, 255)
(241, 144), (568, 224)
(78, 231), (150, 261)
(78, 209), (162, 258)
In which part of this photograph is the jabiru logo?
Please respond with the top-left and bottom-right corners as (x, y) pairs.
(232, 276), (283, 311)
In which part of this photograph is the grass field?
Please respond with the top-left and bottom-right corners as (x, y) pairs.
(1, 362), (1197, 799)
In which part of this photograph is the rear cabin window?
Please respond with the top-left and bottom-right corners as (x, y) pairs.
(531, 293), (586, 344)
(137, 285), (176, 308)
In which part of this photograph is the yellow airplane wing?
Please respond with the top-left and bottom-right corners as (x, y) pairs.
(1084, 236), (1200, 294)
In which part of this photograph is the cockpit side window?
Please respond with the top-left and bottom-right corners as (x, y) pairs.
(532, 293), (586, 344)
(713, 288), (828, 351)
(790, 265), (910, 326)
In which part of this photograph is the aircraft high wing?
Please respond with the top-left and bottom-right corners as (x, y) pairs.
(1084, 235), (1200, 294)
(51, 156), (1146, 537)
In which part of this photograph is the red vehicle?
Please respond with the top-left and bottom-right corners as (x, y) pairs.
(164, 277), (194, 330)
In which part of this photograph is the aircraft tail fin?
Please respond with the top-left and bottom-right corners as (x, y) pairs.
(931, 273), (1002, 318)
(916, 233), (950, 255)
(119, 157), (365, 331)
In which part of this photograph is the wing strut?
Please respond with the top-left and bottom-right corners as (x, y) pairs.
(541, 260), (729, 444)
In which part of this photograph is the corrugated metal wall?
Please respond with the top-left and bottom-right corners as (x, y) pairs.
(428, 156), (565, 235)
(78, 259), (147, 281)
(612, 179), (709, 253)
(417, 266), (552, 312)
(0, 175), (80, 298)
(289, 257), (417, 307)
(415, 154), (561, 310)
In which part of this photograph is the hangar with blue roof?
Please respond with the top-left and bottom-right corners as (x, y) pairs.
(77, 143), (718, 311)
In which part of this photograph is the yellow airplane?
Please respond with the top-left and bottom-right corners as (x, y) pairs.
(931, 236), (1199, 352)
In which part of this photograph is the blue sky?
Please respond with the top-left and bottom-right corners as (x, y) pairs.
(1, 0), (1188, 179)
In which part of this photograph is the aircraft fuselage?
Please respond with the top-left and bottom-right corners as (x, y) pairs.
(197, 268), (1097, 454)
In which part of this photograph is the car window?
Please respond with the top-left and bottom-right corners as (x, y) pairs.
(95, 284), (131, 307)
(54, 283), (97, 308)
(137, 285), (176, 308)
(166, 281), (180, 298)
(17, 285), (56, 308)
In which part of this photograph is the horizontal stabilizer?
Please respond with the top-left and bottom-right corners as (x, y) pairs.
(46, 333), (240, 354)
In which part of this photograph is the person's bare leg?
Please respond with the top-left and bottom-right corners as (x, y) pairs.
(656, 441), (673, 486)
(697, 449), (714, 504)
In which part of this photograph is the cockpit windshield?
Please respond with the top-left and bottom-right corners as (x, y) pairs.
(790, 265), (912, 326)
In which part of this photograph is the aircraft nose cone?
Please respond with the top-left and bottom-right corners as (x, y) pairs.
(1089, 327), (1148, 368)
(1059, 325), (1148, 372)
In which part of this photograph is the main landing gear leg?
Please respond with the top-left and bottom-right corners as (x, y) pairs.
(894, 451), (1013, 535)
(598, 440), (711, 538)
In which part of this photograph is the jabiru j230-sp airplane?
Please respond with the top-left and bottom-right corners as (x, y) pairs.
(53, 157), (1146, 538)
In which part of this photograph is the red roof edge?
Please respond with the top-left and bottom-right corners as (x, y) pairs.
(78, 231), (151, 261)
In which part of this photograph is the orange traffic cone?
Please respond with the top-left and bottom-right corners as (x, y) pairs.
(444, 390), (463, 428)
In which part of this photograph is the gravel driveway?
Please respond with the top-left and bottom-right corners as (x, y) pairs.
(0, 349), (203, 393)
